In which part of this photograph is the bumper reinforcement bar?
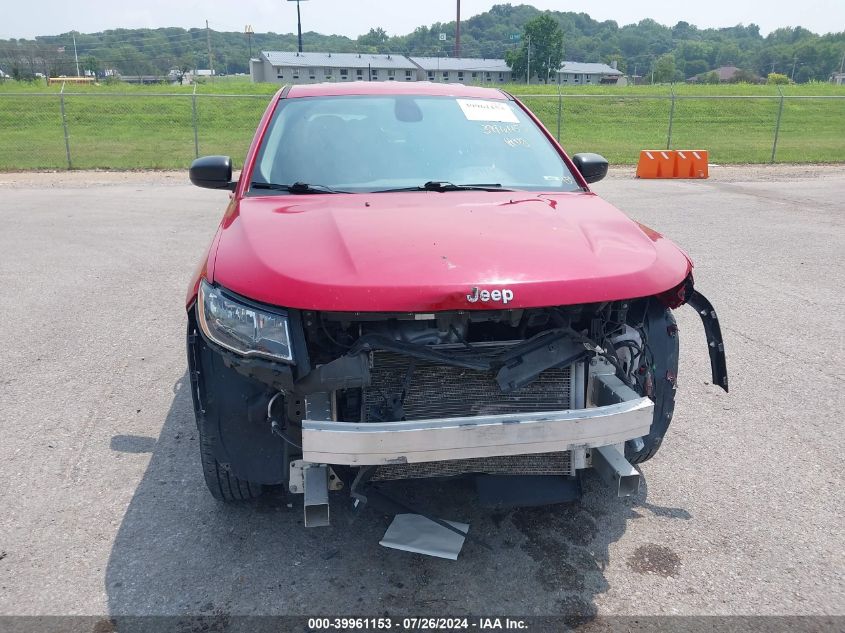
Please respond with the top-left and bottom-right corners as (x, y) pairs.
(301, 374), (653, 466)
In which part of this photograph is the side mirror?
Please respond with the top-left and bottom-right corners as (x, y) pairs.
(571, 153), (609, 184)
(189, 155), (235, 190)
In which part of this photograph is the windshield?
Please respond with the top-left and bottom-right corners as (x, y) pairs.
(251, 95), (582, 194)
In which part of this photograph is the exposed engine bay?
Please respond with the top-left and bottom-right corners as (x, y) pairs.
(294, 300), (657, 421)
(189, 285), (726, 524)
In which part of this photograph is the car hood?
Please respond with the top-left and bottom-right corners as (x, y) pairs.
(211, 191), (691, 312)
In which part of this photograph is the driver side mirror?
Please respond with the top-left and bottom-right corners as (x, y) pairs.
(189, 155), (236, 191)
(572, 153), (609, 184)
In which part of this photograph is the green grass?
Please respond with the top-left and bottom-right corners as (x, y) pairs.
(0, 80), (843, 169)
(512, 83), (845, 164)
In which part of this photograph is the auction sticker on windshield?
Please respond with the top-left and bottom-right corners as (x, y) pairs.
(456, 99), (520, 123)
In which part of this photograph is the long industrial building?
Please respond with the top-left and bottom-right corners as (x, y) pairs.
(249, 51), (623, 85)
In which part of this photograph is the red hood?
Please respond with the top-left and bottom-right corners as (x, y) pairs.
(209, 191), (691, 312)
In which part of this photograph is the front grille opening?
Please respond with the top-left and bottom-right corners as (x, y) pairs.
(372, 452), (573, 480)
(363, 346), (573, 422)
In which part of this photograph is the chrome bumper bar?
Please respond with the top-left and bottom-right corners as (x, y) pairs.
(301, 373), (653, 466)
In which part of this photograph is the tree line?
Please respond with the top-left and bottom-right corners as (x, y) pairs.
(1, 3), (843, 83)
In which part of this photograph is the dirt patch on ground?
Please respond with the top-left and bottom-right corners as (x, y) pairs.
(627, 543), (682, 577)
(0, 169), (188, 189)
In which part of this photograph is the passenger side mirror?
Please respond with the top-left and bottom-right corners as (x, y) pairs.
(189, 155), (235, 190)
(571, 153), (609, 184)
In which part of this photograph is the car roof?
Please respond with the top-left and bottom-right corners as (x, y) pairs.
(285, 81), (510, 100)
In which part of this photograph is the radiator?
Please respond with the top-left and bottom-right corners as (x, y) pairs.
(363, 345), (576, 479)
(363, 346), (574, 422)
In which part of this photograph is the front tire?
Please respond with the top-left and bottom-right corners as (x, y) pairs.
(188, 316), (277, 502)
(197, 414), (265, 501)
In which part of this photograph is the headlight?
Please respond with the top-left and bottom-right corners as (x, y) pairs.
(197, 280), (294, 362)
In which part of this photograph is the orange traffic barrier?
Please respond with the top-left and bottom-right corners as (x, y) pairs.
(636, 149), (709, 179)
(674, 150), (708, 179)
(636, 150), (675, 179)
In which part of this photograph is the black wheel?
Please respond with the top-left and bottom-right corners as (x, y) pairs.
(188, 319), (269, 502)
(625, 303), (679, 465)
(197, 414), (265, 502)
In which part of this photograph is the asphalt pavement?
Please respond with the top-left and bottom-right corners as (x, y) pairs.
(0, 165), (842, 623)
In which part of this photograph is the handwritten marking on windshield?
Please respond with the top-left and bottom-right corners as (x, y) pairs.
(504, 137), (530, 148)
(482, 124), (521, 135)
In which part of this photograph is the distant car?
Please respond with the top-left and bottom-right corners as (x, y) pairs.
(186, 82), (727, 524)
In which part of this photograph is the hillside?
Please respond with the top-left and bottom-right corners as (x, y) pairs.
(1, 3), (843, 82)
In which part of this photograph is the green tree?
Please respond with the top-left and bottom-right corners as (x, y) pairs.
(684, 59), (709, 77)
(652, 53), (676, 83)
(715, 42), (741, 67)
(766, 72), (790, 84)
(82, 55), (100, 76)
(357, 27), (389, 52)
(505, 14), (563, 83)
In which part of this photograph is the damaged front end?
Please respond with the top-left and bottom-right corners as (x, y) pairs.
(188, 278), (727, 524)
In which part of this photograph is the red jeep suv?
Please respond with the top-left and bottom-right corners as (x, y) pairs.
(185, 82), (727, 525)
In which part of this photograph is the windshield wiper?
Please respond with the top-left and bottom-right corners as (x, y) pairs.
(375, 181), (515, 193)
(251, 181), (347, 194)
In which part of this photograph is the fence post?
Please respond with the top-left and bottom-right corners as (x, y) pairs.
(771, 86), (784, 164)
(556, 82), (562, 142)
(59, 82), (72, 170)
(191, 84), (200, 158)
(666, 85), (676, 150)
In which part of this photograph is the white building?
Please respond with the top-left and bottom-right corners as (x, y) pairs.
(250, 51), (418, 84)
(408, 57), (512, 83)
(557, 62), (623, 85)
(250, 50), (625, 87)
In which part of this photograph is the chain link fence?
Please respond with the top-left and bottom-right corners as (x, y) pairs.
(520, 90), (845, 165)
(1, 87), (844, 170)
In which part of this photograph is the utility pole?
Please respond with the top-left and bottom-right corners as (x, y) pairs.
(287, 0), (308, 53)
(72, 32), (80, 76)
(206, 20), (214, 80)
(526, 33), (531, 85)
(790, 56), (798, 81)
(245, 25), (254, 59)
(454, 0), (461, 58)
